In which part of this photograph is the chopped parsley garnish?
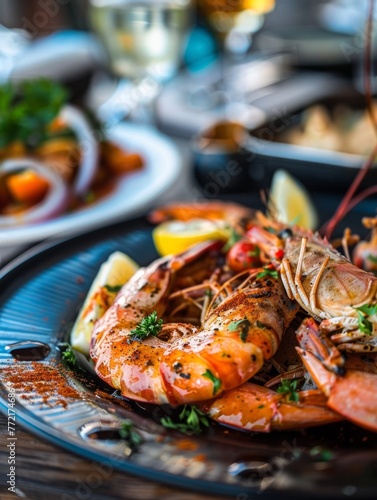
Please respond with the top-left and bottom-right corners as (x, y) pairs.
(202, 369), (221, 395)
(356, 304), (377, 317)
(356, 310), (373, 335)
(228, 318), (250, 342)
(247, 247), (260, 258)
(222, 227), (243, 252)
(367, 254), (377, 264)
(355, 304), (377, 335)
(62, 347), (76, 366)
(118, 419), (143, 449)
(256, 268), (278, 279)
(309, 446), (334, 462)
(129, 311), (163, 342)
(60, 343), (82, 370)
(104, 284), (123, 294)
(276, 379), (299, 402)
(161, 405), (210, 435)
(0, 79), (68, 149)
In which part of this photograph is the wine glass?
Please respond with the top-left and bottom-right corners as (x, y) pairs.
(196, 0), (275, 56)
(192, 1), (276, 121)
(89, 0), (193, 125)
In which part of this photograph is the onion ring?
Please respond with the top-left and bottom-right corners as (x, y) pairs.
(0, 158), (69, 227)
(59, 105), (99, 197)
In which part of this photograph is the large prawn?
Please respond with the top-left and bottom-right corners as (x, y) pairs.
(90, 239), (299, 406)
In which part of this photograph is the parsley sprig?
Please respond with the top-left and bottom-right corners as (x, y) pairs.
(355, 304), (377, 335)
(276, 379), (300, 402)
(0, 79), (68, 149)
(118, 419), (143, 449)
(367, 254), (377, 264)
(309, 446), (334, 462)
(256, 267), (278, 279)
(130, 311), (163, 342)
(222, 227), (243, 252)
(58, 342), (83, 371)
(202, 369), (222, 395)
(161, 405), (210, 435)
(104, 284), (123, 294)
(228, 318), (250, 342)
(60, 343), (80, 368)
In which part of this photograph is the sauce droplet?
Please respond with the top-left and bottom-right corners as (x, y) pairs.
(228, 460), (277, 481)
(5, 340), (50, 361)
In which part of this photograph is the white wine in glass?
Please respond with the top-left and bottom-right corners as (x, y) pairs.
(197, 0), (275, 53)
(90, 0), (192, 83)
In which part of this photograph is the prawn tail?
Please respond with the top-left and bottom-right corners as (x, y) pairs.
(202, 382), (341, 433)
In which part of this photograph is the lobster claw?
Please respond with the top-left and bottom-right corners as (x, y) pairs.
(296, 317), (377, 432)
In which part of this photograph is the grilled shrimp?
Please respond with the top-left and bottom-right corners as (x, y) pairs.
(90, 240), (299, 406)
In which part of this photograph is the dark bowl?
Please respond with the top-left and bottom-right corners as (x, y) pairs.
(191, 85), (377, 196)
(245, 86), (377, 194)
(191, 120), (263, 195)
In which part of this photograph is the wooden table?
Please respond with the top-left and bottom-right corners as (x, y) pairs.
(0, 414), (220, 500)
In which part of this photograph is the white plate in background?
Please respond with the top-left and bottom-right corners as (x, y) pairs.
(0, 123), (182, 254)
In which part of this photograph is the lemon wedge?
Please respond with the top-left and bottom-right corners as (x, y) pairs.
(269, 169), (318, 230)
(152, 219), (229, 256)
(70, 251), (139, 355)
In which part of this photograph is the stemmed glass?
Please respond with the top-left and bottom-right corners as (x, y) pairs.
(195, 0), (276, 115)
(197, 0), (275, 56)
(89, 0), (193, 125)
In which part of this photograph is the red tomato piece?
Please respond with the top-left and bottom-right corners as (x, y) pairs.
(226, 240), (262, 273)
(275, 248), (285, 260)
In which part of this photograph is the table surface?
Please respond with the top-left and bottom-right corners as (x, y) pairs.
(0, 412), (221, 500)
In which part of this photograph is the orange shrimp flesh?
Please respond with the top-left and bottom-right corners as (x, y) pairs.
(202, 383), (342, 432)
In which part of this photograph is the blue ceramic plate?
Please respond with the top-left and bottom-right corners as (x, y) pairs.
(1, 198), (377, 499)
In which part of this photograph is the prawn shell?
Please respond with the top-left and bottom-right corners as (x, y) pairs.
(205, 383), (342, 433)
(205, 384), (280, 432)
(160, 333), (265, 405)
(284, 235), (377, 318)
